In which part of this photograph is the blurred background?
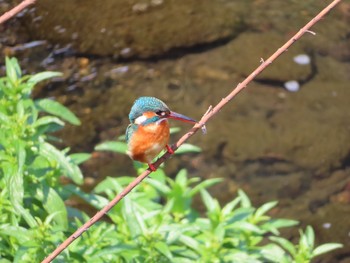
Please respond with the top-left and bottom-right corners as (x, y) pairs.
(1, 0), (349, 261)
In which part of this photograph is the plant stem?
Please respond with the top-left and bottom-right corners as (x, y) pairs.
(0, 0), (36, 25)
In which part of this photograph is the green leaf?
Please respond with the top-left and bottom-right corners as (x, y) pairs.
(255, 201), (278, 218)
(40, 142), (83, 184)
(16, 100), (25, 119)
(9, 168), (37, 227)
(238, 189), (252, 208)
(226, 207), (254, 224)
(269, 236), (296, 256)
(145, 178), (171, 195)
(0, 225), (31, 244)
(200, 189), (218, 213)
(172, 257), (194, 263)
(65, 185), (109, 209)
(5, 57), (21, 83)
(35, 185), (68, 230)
(214, 223), (226, 242)
(148, 167), (166, 183)
(230, 221), (264, 234)
(175, 143), (201, 154)
(69, 153), (91, 165)
(271, 219), (299, 228)
(223, 252), (259, 263)
(222, 197), (241, 216)
(36, 98), (81, 125)
(175, 169), (188, 186)
(9, 158), (24, 210)
(304, 226), (315, 248)
(16, 140), (26, 174)
(155, 241), (173, 260)
(90, 244), (136, 259)
(28, 71), (62, 85)
(163, 225), (181, 244)
(122, 197), (144, 238)
(262, 219), (299, 234)
(261, 244), (289, 263)
(169, 127), (181, 134)
(0, 258), (12, 263)
(0, 112), (9, 122)
(94, 176), (124, 195)
(189, 178), (222, 197)
(178, 234), (200, 252)
(7, 141), (36, 227)
(312, 243), (343, 257)
(34, 116), (65, 128)
(22, 99), (38, 123)
(95, 141), (127, 154)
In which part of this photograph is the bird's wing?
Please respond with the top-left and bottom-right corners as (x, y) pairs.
(125, 124), (138, 144)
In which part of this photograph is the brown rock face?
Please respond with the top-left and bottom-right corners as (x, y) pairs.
(23, 0), (248, 59)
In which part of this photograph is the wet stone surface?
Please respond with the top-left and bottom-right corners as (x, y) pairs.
(2, 0), (350, 261)
(22, 0), (248, 59)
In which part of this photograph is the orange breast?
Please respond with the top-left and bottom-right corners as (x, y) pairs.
(127, 120), (170, 163)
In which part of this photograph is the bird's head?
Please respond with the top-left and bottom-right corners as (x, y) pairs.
(129, 97), (196, 126)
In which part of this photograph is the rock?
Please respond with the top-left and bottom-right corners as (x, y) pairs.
(192, 44), (350, 174)
(179, 31), (314, 85)
(248, 0), (350, 62)
(23, 0), (248, 59)
(219, 79), (350, 174)
(219, 32), (313, 82)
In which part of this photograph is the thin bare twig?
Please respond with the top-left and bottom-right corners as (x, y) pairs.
(0, 0), (36, 25)
(306, 30), (317, 35)
(42, 0), (342, 262)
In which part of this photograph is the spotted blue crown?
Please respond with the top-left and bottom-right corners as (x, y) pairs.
(129, 97), (169, 123)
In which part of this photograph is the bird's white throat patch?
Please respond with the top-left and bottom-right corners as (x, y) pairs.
(135, 115), (147, 125)
(135, 115), (167, 125)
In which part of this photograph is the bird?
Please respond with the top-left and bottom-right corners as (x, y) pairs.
(126, 96), (196, 171)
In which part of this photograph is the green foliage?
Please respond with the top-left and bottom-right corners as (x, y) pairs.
(68, 169), (342, 263)
(268, 226), (343, 262)
(0, 57), (85, 261)
(0, 58), (342, 262)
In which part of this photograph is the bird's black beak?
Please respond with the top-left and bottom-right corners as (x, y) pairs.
(167, 111), (196, 124)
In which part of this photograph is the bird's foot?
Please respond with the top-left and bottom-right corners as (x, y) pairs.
(148, 163), (157, 171)
(166, 144), (174, 154)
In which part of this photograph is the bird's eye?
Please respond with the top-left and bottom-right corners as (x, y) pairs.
(156, 110), (167, 116)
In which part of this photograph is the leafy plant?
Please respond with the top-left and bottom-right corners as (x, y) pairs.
(269, 226), (343, 263)
(0, 57), (88, 262)
(69, 165), (343, 262)
(0, 58), (342, 262)
(67, 140), (341, 263)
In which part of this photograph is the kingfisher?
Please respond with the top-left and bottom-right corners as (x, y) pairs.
(126, 96), (196, 171)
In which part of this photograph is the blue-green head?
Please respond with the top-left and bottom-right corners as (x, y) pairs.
(129, 97), (169, 123)
(128, 96), (196, 126)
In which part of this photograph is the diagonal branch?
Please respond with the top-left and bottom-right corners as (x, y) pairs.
(42, 0), (342, 262)
(0, 0), (36, 25)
